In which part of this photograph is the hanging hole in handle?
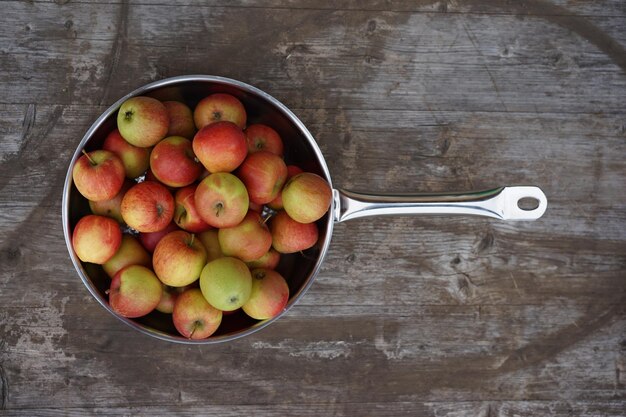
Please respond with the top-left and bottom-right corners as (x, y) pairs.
(517, 197), (540, 211)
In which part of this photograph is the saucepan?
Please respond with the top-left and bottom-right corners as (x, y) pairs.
(62, 75), (547, 344)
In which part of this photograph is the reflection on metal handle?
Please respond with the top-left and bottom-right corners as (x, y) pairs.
(333, 186), (547, 223)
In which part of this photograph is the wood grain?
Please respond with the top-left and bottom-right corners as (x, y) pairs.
(0, 0), (625, 415)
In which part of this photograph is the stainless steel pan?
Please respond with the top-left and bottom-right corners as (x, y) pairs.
(62, 75), (547, 344)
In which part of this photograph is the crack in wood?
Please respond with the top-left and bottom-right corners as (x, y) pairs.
(0, 363), (8, 410)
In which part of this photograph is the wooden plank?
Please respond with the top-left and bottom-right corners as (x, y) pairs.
(2, 3), (625, 113)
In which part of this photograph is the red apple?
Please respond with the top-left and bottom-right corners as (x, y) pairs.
(194, 173), (249, 228)
(72, 215), (122, 264)
(102, 234), (151, 278)
(242, 269), (289, 320)
(108, 265), (162, 318)
(248, 201), (263, 213)
(192, 121), (247, 173)
(72, 150), (125, 202)
(156, 284), (190, 314)
(89, 180), (132, 224)
(173, 288), (222, 339)
(102, 128), (150, 179)
(193, 93), (246, 130)
(270, 211), (318, 253)
(218, 211), (272, 262)
(121, 181), (174, 233)
(163, 101), (196, 139)
(199, 257), (252, 311)
(246, 249), (280, 270)
(174, 185), (212, 233)
(197, 229), (224, 262)
(139, 221), (180, 253)
(153, 231), (207, 287)
(244, 124), (284, 156)
(117, 96), (169, 147)
(282, 172), (332, 224)
(238, 151), (288, 205)
(150, 136), (202, 187)
(267, 165), (304, 210)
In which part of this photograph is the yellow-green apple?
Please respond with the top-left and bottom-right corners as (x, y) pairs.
(163, 101), (196, 139)
(117, 96), (169, 147)
(72, 215), (122, 264)
(121, 181), (174, 233)
(282, 173), (332, 223)
(153, 231), (207, 287)
(197, 229), (224, 262)
(242, 269), (289, 320)
(194, 173), (249, 228)
(199, 257), (252, 311)
(244, 124), (283, 156)
(267, 165), (303, 210)
(246, 249), (280, 270)
(173, 288), (222, 339)
(73, 150), (125, 202)
(192, 121), (247, 173)
(139, 221), (180, 253)
(150, 136), (202, 187)
(193, 93), (246, 129)
(218, 211), (271, 262)
(270, 211), (319, 253)
(108, 265), (162, 318)
(102, 235), (151, 278)
(102, 128), (150, 179)
(237, 151), (288, 205)
(174, 185), (211, 233)
(89, 180), (132, 223)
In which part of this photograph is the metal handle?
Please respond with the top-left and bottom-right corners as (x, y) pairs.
(333, 186), (547, 223)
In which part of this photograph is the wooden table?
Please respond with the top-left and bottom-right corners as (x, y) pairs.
(1, 1), (625, 415)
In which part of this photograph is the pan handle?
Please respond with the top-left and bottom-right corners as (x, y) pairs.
(332, 186), (547, 223)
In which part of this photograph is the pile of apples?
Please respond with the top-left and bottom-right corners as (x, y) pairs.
(71, 92), (332, 339)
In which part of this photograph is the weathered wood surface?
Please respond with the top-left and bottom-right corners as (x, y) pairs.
(1, 1), (625, 416)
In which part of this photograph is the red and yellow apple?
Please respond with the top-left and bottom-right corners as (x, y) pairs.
(267, 165), (303, 210)
(242, 269), (289, 320)
(153, 231), (207, 287)
(102, 128), (150, 179)
(73, 150), (125, 202)
(139, 221), (179, 253)
(150, 136), (202, 187)
(108, 265), (162, 318)
(237, 151), (287, 205)
(89, 180), (132, 224)
(121, 181), (174, 233)
(102, 234), (151, 278)
(282, 173), (332, 223)
(244, 124), (283, 156)
(197, 229), (224, 262)
(193, 93), (246, 130)
(173, 288), (222, 339)
(192, 121), (247, 173)
(174, 185), (212, 233)
(246, 249), (280, 270)
(117, 96), (169, 147)
(194, 173), (249, 228)
(72, 214), (122, 264)
(270, 211), (318, 253)
(218, 211), (272, 262)
(163, 101), (196, 139)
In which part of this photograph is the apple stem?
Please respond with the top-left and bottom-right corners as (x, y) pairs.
(189, 322), (198, 339)
(262, 214), (271, 225)
(189, 233), (195, 247)
(82, 149), (97, 166)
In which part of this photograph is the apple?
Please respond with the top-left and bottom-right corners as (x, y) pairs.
(153, 231), (207, 287)
(72, 215), (122, 264)
(282, 173), (332, 224)
(244, 124), (283, 156)
(108, 265), (162, 318)
(72, 149), (125, 202)
(173, 288), (222, 339)
(89, 180), (132, 224)
(121, 181), (174, 233)
(248, 201), (263, 213)
(150, 136), (202, 187)
(102, 234), (151, 278)
(237, 151), (288, 205)
(117, 96), (169, 147)
(193, 93), (246, 130)
(102, 128), (150, 179)
(139, 221), (180, 253)
(197, 229), (224, 262)
(163, 101), (196, 139)
(242, 269), (289, 320)
(199, 257), (252, 311)
(218, 211), (272, 262)
(192, 121), (247, 173)
(267, 165), (304, 210)
(156, 284), (189, 314)
(194, 173), (249, 228)
(174, 185), (212, 233)
(246, 249), (280, 270)
(270, 210), (318, 253)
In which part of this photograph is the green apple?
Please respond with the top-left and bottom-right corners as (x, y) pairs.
(117, 96), (169, 147)
(199, 257), (251, 311)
